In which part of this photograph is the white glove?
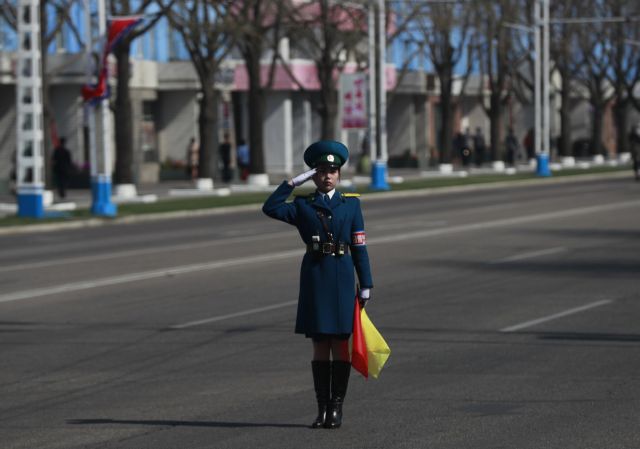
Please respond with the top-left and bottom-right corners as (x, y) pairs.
(359, 288), (370, 307)
(291, 168), (317, 187)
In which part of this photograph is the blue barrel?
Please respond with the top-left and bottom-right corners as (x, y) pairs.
(536, 153), (552, 177)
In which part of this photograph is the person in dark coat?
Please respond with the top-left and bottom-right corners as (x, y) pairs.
(454, 130), (472, 167)
(473, 127), (486, 167)
(52, 137), (73, 199)
(262, 140), (373, 429)
(236, 139), (250, 181)
(218, 133), (232, 183)
(523, 127), (535, 161)
(505, 127), (519, 166)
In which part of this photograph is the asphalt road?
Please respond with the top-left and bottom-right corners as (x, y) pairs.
(1, 176), (639, 449)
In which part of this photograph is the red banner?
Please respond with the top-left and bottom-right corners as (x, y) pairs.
(82, 17), (143, 102)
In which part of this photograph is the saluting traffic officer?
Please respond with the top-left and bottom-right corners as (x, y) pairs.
(262, 140), (373, 429)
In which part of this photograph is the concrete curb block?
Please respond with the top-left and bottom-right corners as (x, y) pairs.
(359, 170), (632, 202)
(0, 170), (632, 236)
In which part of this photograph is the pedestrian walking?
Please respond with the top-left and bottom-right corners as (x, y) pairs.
(51, 137), (73, 199)
(473, 127), (486, 167)
(218, 133), (232, 183)
(236, 139), (250, 181)
(454, 130), (472, 167)
(505, 127), (519, 166)
(186, 137), (199, 180)
(523, 128), (535, 161)
(262, 140), (374, 429)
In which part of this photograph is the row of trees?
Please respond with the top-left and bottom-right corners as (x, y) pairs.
(409, 0), (640, 164)
(2, 0), (639, 185)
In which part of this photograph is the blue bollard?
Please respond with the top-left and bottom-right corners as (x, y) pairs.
(536, 153), (552, 177)
(17, 186), (44, 218)
(370, 160), (390, 191)
(91, 176), (117, 217)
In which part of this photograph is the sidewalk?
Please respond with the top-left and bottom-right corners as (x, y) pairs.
(0, 167), (425, 212)
(0, 164), (525, 207)
(0, 160), (633, 224)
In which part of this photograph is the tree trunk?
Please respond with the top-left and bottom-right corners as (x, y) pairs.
(321, 88), (338, 140)
(438, 72), (453, 164)
(113, 40), (134, 184)
(489, 92), (502, 161)
(591, 98), (605, 156)
(246, 49), (266, 174)
(558, 69), (572, 157)
(198, 83), (218, 179)
(614, 96), (628, 155)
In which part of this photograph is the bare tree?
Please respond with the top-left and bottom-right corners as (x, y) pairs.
(474, 0), (525, 163)
(280, 0), (421, 143)
(605, 0), (640, 155)
(411, 1), (474, 165)
(548, 0), (583, 157)
(225, 0), (286, 177)
(109, 0), (173, 185)
(167, 0), (234, 180)
(574, 0), (614, 157)
(283, 1), (367, 140)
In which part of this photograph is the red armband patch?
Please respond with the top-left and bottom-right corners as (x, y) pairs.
(352, 231), (366, 246)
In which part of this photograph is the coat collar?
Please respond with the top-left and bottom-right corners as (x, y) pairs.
(310, 190), (344, 210)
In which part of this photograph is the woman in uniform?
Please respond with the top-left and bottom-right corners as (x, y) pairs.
(262, 140), (373, 429)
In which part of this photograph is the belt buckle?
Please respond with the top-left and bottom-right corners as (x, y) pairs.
(322, 242), (333, 255)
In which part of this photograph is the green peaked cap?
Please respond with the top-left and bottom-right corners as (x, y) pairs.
(303, 140), (349, 168)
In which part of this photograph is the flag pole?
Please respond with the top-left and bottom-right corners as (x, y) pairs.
(91, 0), (117, 216)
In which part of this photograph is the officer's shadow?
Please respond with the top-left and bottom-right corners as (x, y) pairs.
(67, 418), (307, 429)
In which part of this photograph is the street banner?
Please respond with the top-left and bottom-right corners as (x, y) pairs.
(340, 73), (367, 129)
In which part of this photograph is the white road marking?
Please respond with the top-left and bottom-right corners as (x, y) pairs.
(489, 247), (567, 264)
(371, 220), (448, 231)
(0, 249), (302, 304)
(370, 199), (640, 245)
(0, 231), (292, 274)
(170, 301), (298, 329)
(0, 199), (638, 305)
(500, 299), (613, 333)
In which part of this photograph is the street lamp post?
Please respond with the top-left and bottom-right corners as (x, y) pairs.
(369, 0), (390, 190)
(367, 0), (377, 169)
(510, 0), (550, 176)
(15, 0), (46, 217)
(536, 0), (551, 176)
(91, 0), (117, 216)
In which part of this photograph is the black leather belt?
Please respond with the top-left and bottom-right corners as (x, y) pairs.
(307, 242), (349, 256)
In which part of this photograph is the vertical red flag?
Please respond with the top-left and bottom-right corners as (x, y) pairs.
(82, 17), (143, 102)
(351, 298), (368, 378)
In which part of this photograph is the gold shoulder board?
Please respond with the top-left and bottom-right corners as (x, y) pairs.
(342, 193), (361, 198)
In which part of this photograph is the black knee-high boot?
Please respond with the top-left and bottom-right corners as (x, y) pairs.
(311, 361), (331, 428)
(325, 360), (351, 429)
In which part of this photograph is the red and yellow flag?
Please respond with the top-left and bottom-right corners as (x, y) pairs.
(351, 298), (391, 379)
(351, 299), (368, 378)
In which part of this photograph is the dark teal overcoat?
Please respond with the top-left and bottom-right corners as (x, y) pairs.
(262, 181), (373, 335)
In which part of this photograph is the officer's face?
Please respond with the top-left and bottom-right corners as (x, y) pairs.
(313, 166), (340, 193)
